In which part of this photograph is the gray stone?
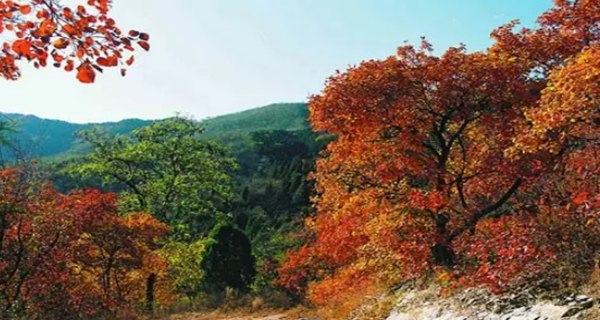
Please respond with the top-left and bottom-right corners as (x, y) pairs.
(385, 289), (587, 320)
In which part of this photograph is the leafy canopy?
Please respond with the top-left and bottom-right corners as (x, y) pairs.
(201, 224), (256, 294)
(0, 168), (171, 319)
(72, 116), (237, 239)
(278, 0), (600, 307)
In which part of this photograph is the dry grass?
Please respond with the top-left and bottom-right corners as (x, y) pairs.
(162, 309), (306, 320)
(159, 290), (309, 320)
(581, 258), (600, 297)
(309, 281), (396, 320)
(158, 286), (300, 320)
(345, 292), (396, 320)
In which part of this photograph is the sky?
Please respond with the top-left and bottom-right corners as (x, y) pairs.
(0, 0), (553, 123)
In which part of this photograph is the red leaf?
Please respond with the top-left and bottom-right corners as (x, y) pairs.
(65, 60), (74, 72)
(97, 55), (118, 67)
(19, 5), (31, 15)
(138, 41), (150, 51)
(572, 192), (590, 205)
(12, 39), (30, 55)
(53, 38), (70, 49)
(76, 63), (96, 83)
(36, 19), (57, 37)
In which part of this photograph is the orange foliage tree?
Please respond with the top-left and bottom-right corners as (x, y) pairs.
(0, 167), (172, 319)
(0, 0), (150, 83)
(278, 0), (600, 307)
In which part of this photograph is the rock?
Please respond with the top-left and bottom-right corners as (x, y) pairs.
(385, 289), (592, 320)
(562, 307), (581, 318)
(559, 294), (594, 318)
(561, 299), (593, 318)
(580, 299), (593, 309)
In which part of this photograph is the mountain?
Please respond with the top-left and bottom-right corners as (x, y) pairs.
(0, 102), (309, 159)
(203, 102), (309, 136)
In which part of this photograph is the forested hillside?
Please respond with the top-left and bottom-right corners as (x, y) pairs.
(203, 103), (309, 137)
(0, 103), (329, 319)
(0, 102), (309, 159)
(0, 112), (150, 158)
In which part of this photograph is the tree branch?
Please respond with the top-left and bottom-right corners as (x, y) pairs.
(449, 178), (523, 241)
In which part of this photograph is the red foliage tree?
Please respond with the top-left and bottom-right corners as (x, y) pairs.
(0, 0), (150, 83)
(0, 167), (171, 319)
(278, 0), (600, 307)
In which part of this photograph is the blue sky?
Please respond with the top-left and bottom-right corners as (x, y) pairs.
(0, 0), (552, 123)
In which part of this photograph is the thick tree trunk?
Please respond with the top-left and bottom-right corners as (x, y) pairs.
(431, 243), (454, 267)
(432, 213), (454, 267)
(145, 273), (156, 314)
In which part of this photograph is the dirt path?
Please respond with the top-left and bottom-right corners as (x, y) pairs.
(165, 313), (294, 320)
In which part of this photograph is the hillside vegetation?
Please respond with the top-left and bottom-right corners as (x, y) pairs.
(0, 103), (308, 159)
(203, 103), (309, 137)
(0, 103), (327, 319)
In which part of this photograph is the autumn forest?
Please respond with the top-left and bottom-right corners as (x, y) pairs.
(2, 0), (600, 320)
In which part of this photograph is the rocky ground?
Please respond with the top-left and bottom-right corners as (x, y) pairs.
(385, 288), (600, 320)
(163, 288), (600, 320)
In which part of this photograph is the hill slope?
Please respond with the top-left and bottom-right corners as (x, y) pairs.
(0, 102), (309, 158)
(203, 102), (309, 136)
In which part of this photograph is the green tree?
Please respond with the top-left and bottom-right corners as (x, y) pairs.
(251, 130), (309, 163)
(201, 224), (256, 294)
(163, 239), (208, 303)
(72, 116), (236, 239)
(0, 121), (14, 147)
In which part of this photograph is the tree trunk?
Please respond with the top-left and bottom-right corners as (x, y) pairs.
(431, 243), (454, 267)
(432, 213), (454, 267)
(145, 273), (156, 314)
